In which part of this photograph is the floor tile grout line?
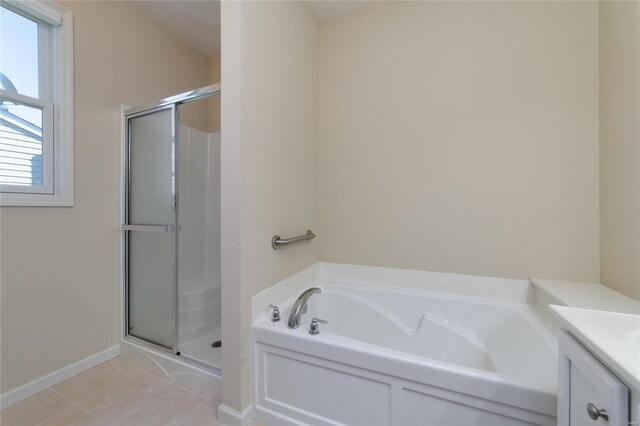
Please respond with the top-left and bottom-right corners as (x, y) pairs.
(176, 399), (208, 426)
(62, 357), (213, 410)
(139, 368), (221, 407)
(1, 358), (220, 425)
(95, 371), (177, 424)
(160, 378), (221, 405)
(102, 363), (215, 425)
(48, 359), (138, 409)
(49, 387), (104, 422)
(14, 357), (219, 425)
(52, 363), (166, 423)
(119, 357), (221, 405)
(2, 389), (70, 426)
(47, 358), (133, 402)
(110, 375), (211, 426)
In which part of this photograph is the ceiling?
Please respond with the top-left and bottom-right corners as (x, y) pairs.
(129, 0), (371, 59)
(129, 0), (221, 58)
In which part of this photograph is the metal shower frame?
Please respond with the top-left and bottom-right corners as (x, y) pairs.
(121, 84), (221, 374)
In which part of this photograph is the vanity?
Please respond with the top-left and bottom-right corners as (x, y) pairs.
(532, 279), (640, 426)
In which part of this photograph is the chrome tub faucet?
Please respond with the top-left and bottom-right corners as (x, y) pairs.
(287, 287), (321, 329)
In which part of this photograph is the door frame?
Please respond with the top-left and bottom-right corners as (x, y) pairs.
(123, 103), (178, 352)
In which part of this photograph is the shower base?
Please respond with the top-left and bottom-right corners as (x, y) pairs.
(180, 324), (222, 369)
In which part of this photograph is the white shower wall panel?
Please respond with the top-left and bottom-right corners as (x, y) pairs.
(177, 125), (221, 353)
(179, 126), (213, 285)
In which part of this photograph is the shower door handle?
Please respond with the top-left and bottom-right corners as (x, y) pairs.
(121, 224), (176, 232)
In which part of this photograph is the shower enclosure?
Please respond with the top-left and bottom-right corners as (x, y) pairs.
(121, 85), (221, 373)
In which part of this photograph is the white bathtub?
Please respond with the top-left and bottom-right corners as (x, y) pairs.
(251, 263), (559, 426)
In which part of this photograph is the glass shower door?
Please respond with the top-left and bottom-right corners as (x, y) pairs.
(124, 105), (177, 350)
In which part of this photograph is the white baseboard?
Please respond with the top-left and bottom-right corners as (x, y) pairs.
(0, 345), (120, 410)
(218, 403), (254, 426)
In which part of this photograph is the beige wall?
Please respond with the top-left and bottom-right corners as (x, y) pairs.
(599, 1), (640, 299)
(181, 97), (212, 133)
(318, 1), (600, 282)
(234, 0), (319, 410)
(0, 1), (211, 393)
(3, 0), (636, 413)
(180, 56), (220, 134)
(209, 56), (221, 133)
(220, 0), (242, 413)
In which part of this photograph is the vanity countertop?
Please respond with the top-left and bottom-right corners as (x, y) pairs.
(531, 278), (640, 315)
(550, 305), (640, 392)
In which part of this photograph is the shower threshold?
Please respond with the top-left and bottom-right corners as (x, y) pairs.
(120, 338), (222, 401)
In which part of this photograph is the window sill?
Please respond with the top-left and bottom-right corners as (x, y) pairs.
(1, 192), (74, 207)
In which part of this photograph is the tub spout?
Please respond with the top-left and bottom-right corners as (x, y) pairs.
(287, 287), (321, 329)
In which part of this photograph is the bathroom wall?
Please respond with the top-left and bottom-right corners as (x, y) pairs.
(599, 1), (640, 300)
(220, 0), (319, 412)
(0, 1), (211, 393)
(318, 1), (600, 282)
(220, 0), (242, 413)
(179, 98), (210, 133)
(208, 56), (221, 133)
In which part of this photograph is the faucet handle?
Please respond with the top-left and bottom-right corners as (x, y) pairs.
(309, 317), (328, 335)
(268, 304), (281, 322)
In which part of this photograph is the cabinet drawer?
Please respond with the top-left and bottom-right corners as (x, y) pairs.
(558, 331), (629, 426)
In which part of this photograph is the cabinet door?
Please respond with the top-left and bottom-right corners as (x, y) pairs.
(558, 331), (629, 426)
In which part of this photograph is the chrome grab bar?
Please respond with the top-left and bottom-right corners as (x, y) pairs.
(121, 224), (175, 232)
(272, 230), (315, 249)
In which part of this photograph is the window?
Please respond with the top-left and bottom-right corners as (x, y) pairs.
(0, 1), (73, 206)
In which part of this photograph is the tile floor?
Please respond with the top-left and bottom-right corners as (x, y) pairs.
(0, 357), (222, 426)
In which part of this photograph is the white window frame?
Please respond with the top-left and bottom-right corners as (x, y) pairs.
(0, 0), (73, 206)
(0, 92), (54, 194)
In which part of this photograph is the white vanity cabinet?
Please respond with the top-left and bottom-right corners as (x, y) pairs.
(558, 330), (630, 426)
